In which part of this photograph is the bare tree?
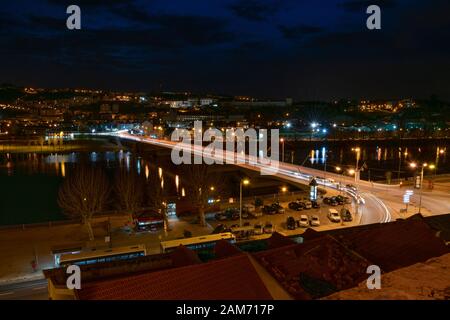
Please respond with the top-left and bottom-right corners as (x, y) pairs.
(114, 167), (144, 220)
(58, 166), (110, 240)
(180, 164), (221, 227)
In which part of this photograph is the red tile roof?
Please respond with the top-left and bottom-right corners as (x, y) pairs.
(253, 236), (371, 299)
(330, 218), (449, 272)
(214, 239), (242, 258)
(78, 254), (273, 300)
(171, 245), (202, 267)
(267, 232), (296, 249)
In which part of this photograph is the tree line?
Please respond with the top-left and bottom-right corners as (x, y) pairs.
(57, 162), (224, 240)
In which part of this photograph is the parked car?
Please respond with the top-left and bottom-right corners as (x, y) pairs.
(298, 215), (309, 228)
(212, 224), (227, 234)
(329, 197), (338, 206)
(340, 208), (353, 222)
(323, 197), (331, 205)
(302, 199), (312, 209)
(309, 215), (321, 227)
(254, 224), (264, 235)
(304, 200), (312, 210)
(262, 205), (276, 215)
(311, 200), (320, 209)
(271, 203), (285, 214)
(286, 216), (296, 230)
(328, 209), (341, 223)
(223, 208), (239, 220)
(243, 203), (256, 214)
(288, 201), (302, 211)
(215, 213), (227, 221)
(264, 222), (275, 234)
(241, 211), (250, 219)
(335, 195), (345, 205)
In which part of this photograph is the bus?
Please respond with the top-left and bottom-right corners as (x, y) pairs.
(160, 232), (236, 253)
(57, 244), (147, 267)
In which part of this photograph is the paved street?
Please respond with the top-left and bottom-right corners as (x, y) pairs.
(0, 279), (48, 300)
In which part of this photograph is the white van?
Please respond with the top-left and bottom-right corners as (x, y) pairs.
(327, 209), (341, 223)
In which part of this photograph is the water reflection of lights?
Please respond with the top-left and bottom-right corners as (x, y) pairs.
(175, 175), (179, 192)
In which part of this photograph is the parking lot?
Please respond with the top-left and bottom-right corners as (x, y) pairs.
(208, 192), (360, 237)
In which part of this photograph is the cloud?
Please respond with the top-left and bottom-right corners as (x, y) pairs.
(278, 24), (323, 40)
(338, 0), (396, 12)
(46, 0), (135, 6)
(228, 0), (281, 22)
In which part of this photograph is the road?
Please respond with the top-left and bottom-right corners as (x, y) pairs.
(114, 132), (449, 222)
(115, 132), (396, 225)
(0, 279), (48, 300)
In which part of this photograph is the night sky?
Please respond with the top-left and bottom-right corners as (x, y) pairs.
(1, 0), (449, 100)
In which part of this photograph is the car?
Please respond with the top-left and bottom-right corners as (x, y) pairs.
(309, 215), (320, 227)
(340, 208), (353, 222)
(335, 195), (346, 205)
(329, 197), (338, 206)
(271, 203), (285, 214)
(241, 211), (250, 219)
(346, 184), (357, 191)
(264, 222), (274, 234)
(243, 203), (256, 214)
(288, 201), (302, 211)
(344, 196), (352, 204)
(311, 200), (320, 209)
(323, 197), (331, 205)
(254, 224), (264, 235)
(328, 209), (341, 223)
(296, 201), (306, 210)
(243, 222), (251, 227)
(286, 216), (296, 230)
(230, 212), (240, 220)
(212, 223), (227, 234)
(215, 213), (227, 221)
(223, 208), (239, 220)
(303, 200), (312, 209)
(297, 215), (309, 228)
(230, 224), (240, 229)
(262, 205), (276, 215)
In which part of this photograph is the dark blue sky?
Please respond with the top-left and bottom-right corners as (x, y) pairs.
(1, 0), (449, 100)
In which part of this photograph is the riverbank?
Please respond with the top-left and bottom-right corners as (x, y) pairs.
(0, 142), (123, 153)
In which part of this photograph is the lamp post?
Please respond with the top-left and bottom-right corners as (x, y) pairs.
(239, 179), (250, 227)
(336, 166), (343, 193)
(280, 138), (285, 162)
(351, 147), (361, 183)
(409, 162), (434, 214)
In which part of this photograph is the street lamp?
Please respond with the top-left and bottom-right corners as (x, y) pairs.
(409, 162), (434, 214)
(351, 147), (361, 183)
(280, 138), (285, 162)
(239, 179), (250, 227)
